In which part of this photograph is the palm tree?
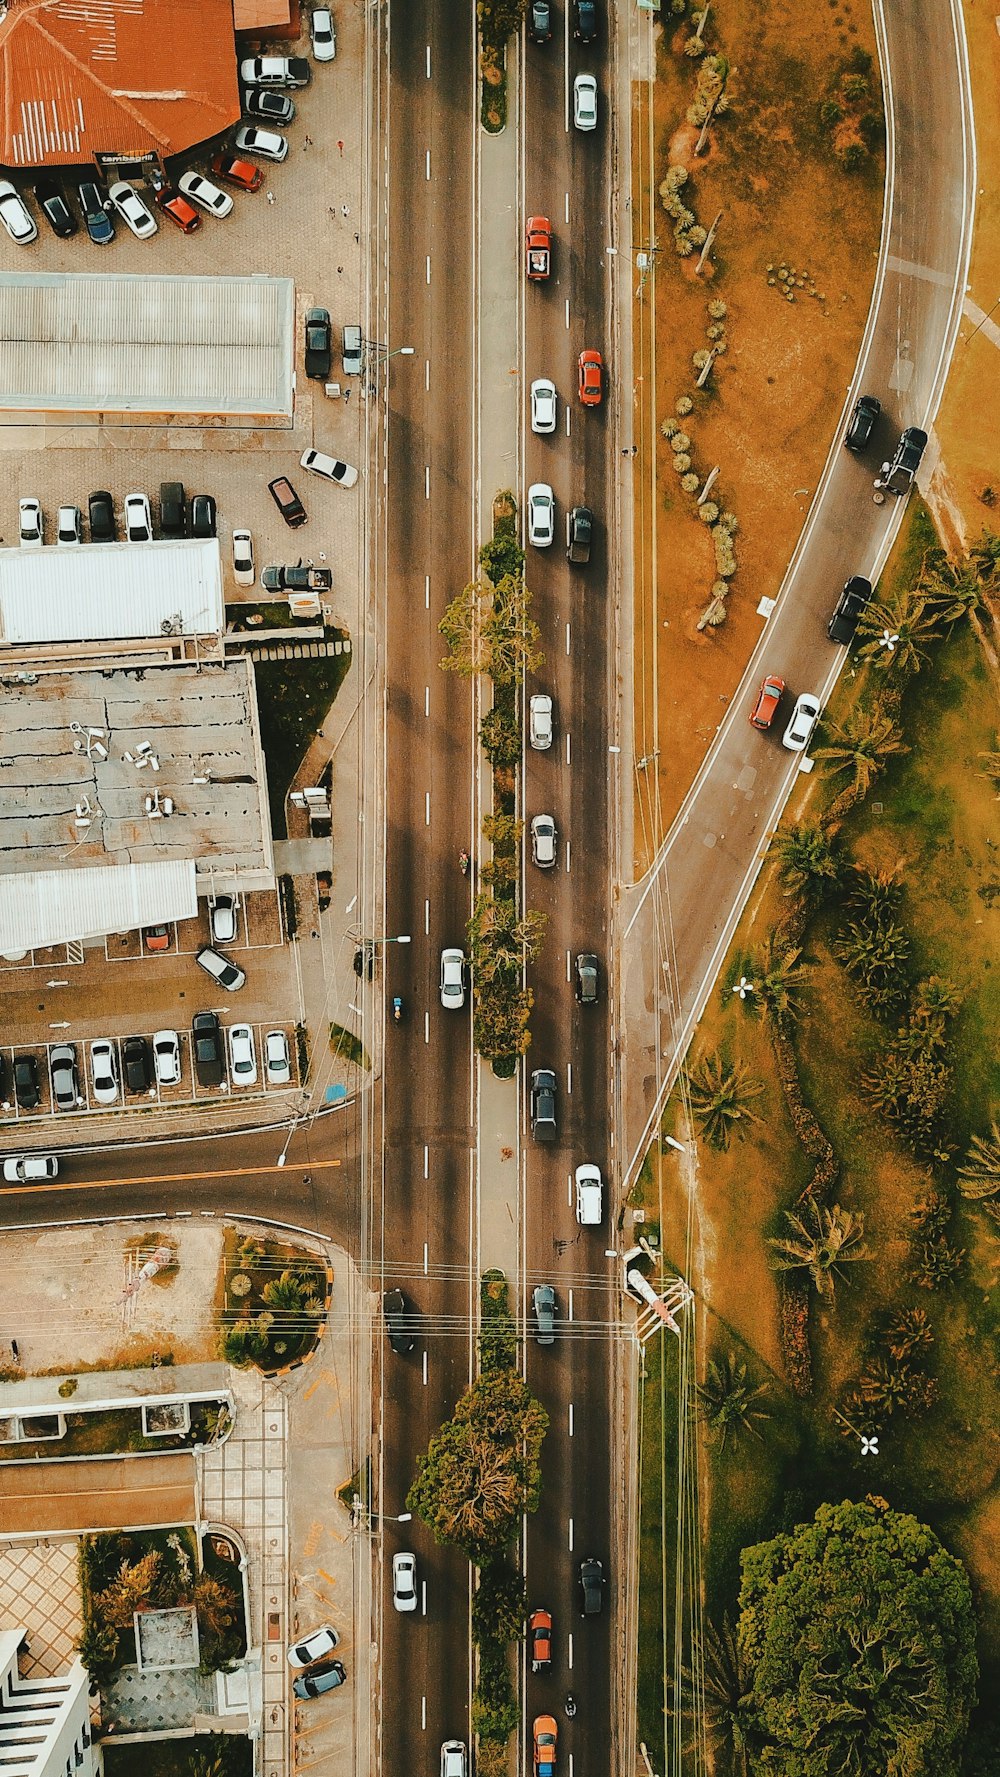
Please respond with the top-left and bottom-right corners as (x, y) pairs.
(911, 974), (963, 1039)
(970, 528), (1000, 583)
(846, 864), (903, 925)
(767, 1199), (871, 1297)
(857, 591), (942, 674)
(751, 936), (807, 1026)
(923, 559), (986, 625)
(813, 707), (908, 798)
(957, 1122), (1000, 1199)
(771, 822), (838, 900)
(687, 1050), (764, 1150)
(978, 742), (1000, 795)
(882, 1306), (933, 1361)
(696, 1352), (771, 1450)
(688, 1615), (751, 1777)
(833, 918), (910, 999)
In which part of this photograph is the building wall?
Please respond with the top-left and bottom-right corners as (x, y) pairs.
(0, 1633), (100, 1777)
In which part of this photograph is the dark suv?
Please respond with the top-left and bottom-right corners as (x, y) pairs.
(573, 0), (597, 40)
(530, 1068), (557, 1143)
(192, 1011), (224, 1087)
(13, 1054), (40, 1110)
(89, 490), (117, 542)
(529, 1), (552, 41)
(383, 1287), (416, 1354)
(159, 481), (186, 538)
(579, 1556), (605, 1617)
(567, 505), (593, 565)
(34, 178), (77, 238)
(575, 953), (599, 1004)
(827, 575), (872, 645)
(123, 1035), (151, 1094)
(878, 426), (927, 496)
(843, 393), (880, 453)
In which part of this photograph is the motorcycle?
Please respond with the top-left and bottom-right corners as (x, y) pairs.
(564, 1696), (577, 1720)
(391, 996), (403, 1024)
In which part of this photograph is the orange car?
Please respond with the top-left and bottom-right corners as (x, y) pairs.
(210, 152), (264, 193)
(533, 1716), (558, 1777)
(529, 1607), (552, 1672)
(749, 675), (786, 731)
(578, 349), (603, 406)
(143, 924), (172, 953)
(154, 187), (200, 234)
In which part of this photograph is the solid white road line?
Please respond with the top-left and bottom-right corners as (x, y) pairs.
(566, 1062), (572, 1094)
(425, 150), (431, 180)
(568, 1288), (574, 1319)
(567, 1518), (574, 1551)
(424, 898), (430, 934)
(425, 573), (430, 608)
(425, 44), (431, 77)
(425, 791), (431, 824)
(568, 1403), (574, 1437)
(565, 622), (571, 654)
(424, 1011), (430, 1045)
(422, 1350), (428, 1386)
(565, 733), (571, 765)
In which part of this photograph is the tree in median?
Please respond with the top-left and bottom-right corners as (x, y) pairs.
(737, 1496), (978, 1777)
(407, 1370), (548, 1563)
(439, 573), (542, 684)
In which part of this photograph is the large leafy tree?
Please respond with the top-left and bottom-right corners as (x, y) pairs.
(737, 1497), (978, 1776)
(407, 1371), (548, 1563)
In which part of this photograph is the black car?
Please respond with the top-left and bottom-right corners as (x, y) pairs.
(573, 0), (597, 41)
(13, 1054), (40, 1110)
(262, 562), (333, 593)
(269, 477), (307, 527)
(123, 1035), (151, 1094)
(159, 481), (187, 539)
(827, 575), (873, 645)
(34, 178), (77, 238)
(305, 307), (332, 380)
(190, 494), (217, 538)
(567, 505), (593, 565)
(530, 1068), (557, 1143)
(192, 1011), (224, 1088)
(843, 393), (880, 453)
(575, 953), (599, 1004)
(293, 1658), (346, 1700)
(89, 490), (117, 542)
(243, 86), (296, 124)
(78, 180), (115, 245)
(579, 1556), (605, 1617)
(878, 425), (928, 497)
(529, 0), (552, 41)
(383, 1287), (416, 1355)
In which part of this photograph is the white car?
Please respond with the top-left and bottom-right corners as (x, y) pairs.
(0, 181), (37, 244)
(18, 498), (43, 548)
(56, 505), (82, 547)
(107, 181), (158, 239)
(228, 1023), (258, 1087)
(3, 1154), (59, 1183)
(89, 1039), (120, 1105)
(311, 6), (337, 59)
(235, 125), (289, 163)
(441, 1744), (467, 1777)
(575, 1163), (603, 1225)
(124, 492), (152, 543)
(265, 1029), (292, 1085)
(210, 895), (238, 945)
(530, 377), (557, 434)
(178, 171), (234, 218)
(782, 692), (821, 753)
(527, 483), (555, 548)
(300, 447), (359, 489)
(287, 1624), (339, 1669)
(239, 55), (311, 87)
(392, 1552), (418, 1613)
(530, 813), (557, 869)
(574, 74), (598, 131)
(232, 528), (255, 586)
(529, 693), (553, 751)
(440, 947), (466, 1010)
(153, 1030), (181, 1086)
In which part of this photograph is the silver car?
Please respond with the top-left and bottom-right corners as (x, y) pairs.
(573, 74), (598, 130)
(527, 484), (555, 549)
(440, 947), (466, 1010)
(782, 692), (821, 753)
(530, 813), (557, 868)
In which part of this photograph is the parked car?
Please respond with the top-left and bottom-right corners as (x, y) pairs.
(578, 349), (603, 407)
(300, 447), (359, 488)
(13, 1054), (40, 1109)
(383, 1287), (415, 1354)
(342, 324), (363, 375)
(530, 377), (557, 434)
(575, 953), (599, 1004)
(527, 484), (555, 548)
(529, 1607), (552, 1670)
(3, 1154), (59, 1183)
(107, 181), (157, 239)
(573, 74), (598, 131)
(268, 477), (307, 526)
(827, 575), (873, 644)
(748, 674), (785, 731)
(573, 0), (597, 40)
(440, 947), (466, 1010)
(228, 1023), (257, 1087)
(579, 1556), (604, 1616)
(192, 1012), (224, 1088)
(0, 181), (37, 244)
(530, 813), (557, 868)
(567, 504), (593, 564)
(262, 563), (332, 592)
(534, 1716), (558, 1777)
(239, 55), (311, 87)
(78, 179), (115, 243)
(529, 0), (552, 41)
(18, 497), (42, 547)
(293, 1659), (347, 1700)
(311, 6), (337, 60)
(50, 1043), (80, 1111)
(235, 125), (289, 163)
(153, 1030), (181, 1087)
(392, 1552), (418, 1613)
(232, 528), (255, 585)
(441, 1745), (467, 1777)
(844, 392), (880, 453)
(88, 489), (117, 542)
(124, 492), (152, 543)
(305, 307), (332, 379)
(159, 481), (186, 539)
(210, 153), (264, 193)
(782, 691), (821, 753)
(34, 178), (77, 238)
(533, 1284), (557, 1347)
(265, 1029), (292, 1086)
(243, 87), (296, 124)
(123, 1035), (152, 1094)
(575, 1163), (603, 1225)
(196, 946), (246, 991)
(143, 924), (171, 953)
(178, 171), (234, 217)
(154, 186), (200, 233)
(210, 895), (238, 944)
(190, 493), (217, 538)
(530, 1068), (557, 1143)
(529, 693), (553, 751)
(288, 1625), (340, 1669)
(90, 1039), (119, 1105)
(877, 425), (927, 496)
(56, 505), (82, 547)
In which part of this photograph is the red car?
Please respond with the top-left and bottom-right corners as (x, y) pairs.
(143, 924), (171, 953)
(533, 1717), (558, 1777)
(210, 153), (264, 193)
(154, 187), (200, 233)
(578, 349), (603, 406)
(749, 675), (786, 731)
(529, 1607), (552, 1673)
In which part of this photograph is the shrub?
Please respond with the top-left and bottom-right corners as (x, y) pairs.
(779, 1277), (812, 1396)
(840, 142), (869, 173)
(718, 512), (738, 534)
(671, 432), (691, 453)
(847, 45), (873, 73)
(479, 702), (521, 768)
(684, 34), (706, 55)
(663, 165), (688, 193)
(708, 298), (727, 319)
(711, 580), (729, 599)
(707, 322), (726, 341)
(675, 234), (695, 258)
(712, 524), (737, 578)
(673, 454), (692, 475)
(698, 501), (719, 524)
(688, 225), (707, 246)
(675, 394), (693, 417)
(693, 349), (711, 371)
(820, 100), (844, 127)
(681, 473), (700, 494)
(661, 416), (678, 439)
(843, 73), (867, 100)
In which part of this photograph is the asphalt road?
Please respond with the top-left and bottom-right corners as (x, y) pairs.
(618, 0), (976, 1185)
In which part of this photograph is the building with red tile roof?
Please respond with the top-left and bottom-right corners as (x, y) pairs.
(0, 0), (240, 172)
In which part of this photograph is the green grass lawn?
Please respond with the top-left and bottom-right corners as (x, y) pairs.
(254, 650), (351, 836)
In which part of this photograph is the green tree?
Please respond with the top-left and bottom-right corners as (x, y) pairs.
(482, 811), (523, 855)
(737, 1498), (978, 1777)
(846, 864), (903, 925)
(471, 1559), (527, 1646)
(75, 1613), (118, 1679)
(473, 982), (533, 1062)
(857, 590), (943, 674)
(771, 822), (838, 900)
(468, 893), (546, 979)
(407, 1370), (548, 1562)
(969, 527), (1000, 583)
(477, 0), (527, 42)
(957, 1121), (1000, 1199)
(187, 1734), (248, 1777)
(697, 1352), (771, 1452)
(862, 1042), (953, 1157)
(923, 558), (989, 629)
(833, 917), (910, 1007)
(693, 1615), (750, 1777)
(813, 707), (908, 798)
(750, 936), (807, 1026)
(910, 974), (962, 1036)
(439, 575), (542, 683)
(479, 702), (521, 768)
(687, 1051), (764, 1150)
(767, 1200), (870, 1297)
(882, 1305), (933, 1361)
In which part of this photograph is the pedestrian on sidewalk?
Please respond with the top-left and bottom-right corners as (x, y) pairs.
(337, 139), (344, 156)
(341, 203), (349, 218)
(10, 1339), (19, 1363)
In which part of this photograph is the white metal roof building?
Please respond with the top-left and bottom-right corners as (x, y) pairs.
(0, 270), (295, 423)
(0, 858), (197, 952)
(0, 539), (224, 649)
